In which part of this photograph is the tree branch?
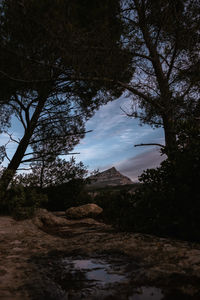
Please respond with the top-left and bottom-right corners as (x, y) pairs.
(5, 152), (11, 162)
(134, 143), (165, 148)
(167, 44), (178, 80)
(21, 152), (80, 163)
(29, 130), (92, 145)
(0, 69), (51, 83)
(117, 80), (163, 110)
(4, 131), (20, 144)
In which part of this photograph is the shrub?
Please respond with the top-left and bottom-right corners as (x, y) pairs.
(2, 185), (47, 220)
(43, 179), (90, 211)
(129, 122), (200, 241)
(94, 190), (136, 227)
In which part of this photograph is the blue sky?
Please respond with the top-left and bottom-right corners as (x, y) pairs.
(73, 96), (165, 181)
(1, 95), (166, 181)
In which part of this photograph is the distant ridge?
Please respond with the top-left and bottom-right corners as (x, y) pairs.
(88, 167), (133, 188)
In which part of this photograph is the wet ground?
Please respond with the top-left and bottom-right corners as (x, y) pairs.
(27, 253), (200, 300)
(1, 210), (200, 299)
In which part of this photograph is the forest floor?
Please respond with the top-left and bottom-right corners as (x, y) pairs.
(0, 209), (200, 299)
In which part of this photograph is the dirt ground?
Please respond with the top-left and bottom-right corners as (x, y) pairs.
(0, 209), (200, 299)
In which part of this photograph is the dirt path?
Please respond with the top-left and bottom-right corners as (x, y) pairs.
(0, 210), (200, 299)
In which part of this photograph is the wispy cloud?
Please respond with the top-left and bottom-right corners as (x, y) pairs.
(73, 96), (165, 175)
(115, 148), (166, 181)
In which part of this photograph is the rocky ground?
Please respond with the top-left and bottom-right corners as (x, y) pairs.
(0, 209), (200, 299)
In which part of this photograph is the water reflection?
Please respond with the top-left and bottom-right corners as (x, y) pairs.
(61, 257), (164, 299)
(72, 259), (125, 284)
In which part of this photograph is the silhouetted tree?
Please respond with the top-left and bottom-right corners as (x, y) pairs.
(117, 0), (199, 157)
(14, 157), (87, 189)
(0, 0), (132, 191)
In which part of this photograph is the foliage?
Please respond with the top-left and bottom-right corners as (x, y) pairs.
(0, 0), (132, 190)
(14, 157), (88, 188)
(93, 190), (136, 226)
(0, 185), (47, 220)
(12, 157), (89, 211)
(118, 0), (200, 156)
(119, 121), (200, 241)
(90, 120), (200, 242)
(44, 180), (92, 211)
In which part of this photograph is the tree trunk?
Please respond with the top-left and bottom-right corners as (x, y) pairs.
(162, 114), (177, 159)
(39, 160), (45, 189)
(0, 92), (48, 192)
(0, 134), (34, 191)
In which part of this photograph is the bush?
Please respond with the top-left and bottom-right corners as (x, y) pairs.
(93, 190), (136, 227)
(128, 122), (200, 241)
(1, 185), (47, 220)
(43, 179), (91, 211)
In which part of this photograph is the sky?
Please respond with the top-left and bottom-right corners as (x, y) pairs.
(1, 95), (166, 182)
(72, 96), (165, 181)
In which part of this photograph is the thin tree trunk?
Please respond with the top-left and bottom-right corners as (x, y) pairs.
(0, 92), (48, 192)
(39, 159), (45, 189)
(135, 2), (177, 158)
(162, 114), (177, 159)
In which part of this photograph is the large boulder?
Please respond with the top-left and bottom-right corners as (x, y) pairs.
(65, 203), (103, 219)
(34, 209), (70, 228)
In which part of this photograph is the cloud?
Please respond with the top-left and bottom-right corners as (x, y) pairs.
(73, 97), (165, 175)
(115, 148), (166, 181)
(86, 99), (127, 139)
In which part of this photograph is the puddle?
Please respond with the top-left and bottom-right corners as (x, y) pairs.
(29, 254), (200, 299)
(69, 259), (125, 284)
(60, 257), (164, 299)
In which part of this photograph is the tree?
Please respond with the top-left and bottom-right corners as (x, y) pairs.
(0, 0), (132, 191)
(13, 157), (90, 211)
(15, 157), (88, 189)
(117, 0), (199, 157)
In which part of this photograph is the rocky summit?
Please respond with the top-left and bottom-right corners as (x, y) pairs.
(88, 167), (133, 187)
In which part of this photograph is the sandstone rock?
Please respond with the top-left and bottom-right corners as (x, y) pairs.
(65, 203), (103, 219)
(34, 209), (69, 228)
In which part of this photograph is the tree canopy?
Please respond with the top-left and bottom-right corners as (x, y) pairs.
(118, 0), (199, 156)
(0, 0), (132, 190)
(0, 0), (199, 191)
(14, 157), (88, 189)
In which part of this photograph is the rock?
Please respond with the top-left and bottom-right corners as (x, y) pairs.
(34, 209), (69, 228)
(65, 204), (103, 219)
(53, 211), (66, 218)
(88, 167), (133, 187)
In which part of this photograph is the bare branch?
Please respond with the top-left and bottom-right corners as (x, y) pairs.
(117, 81), (163, 110)
(21, 152), (80, 163)
(131, 51), (153, 62)
(154, 26), (161, 47)
(134, 143), (165, 148)
(167, 45), (178, 80)
(29, 130), (92, 145)
(4, 131), (20, 144)
(5, 152), (11, 162)
(23, 151), (80, 157)
(7, 102), (27, 130)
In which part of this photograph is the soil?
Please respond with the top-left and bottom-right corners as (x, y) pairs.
(0, 209), (200, 299)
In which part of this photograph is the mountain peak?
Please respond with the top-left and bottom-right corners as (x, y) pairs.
(89, 166), (133, 187)
(109, 167), (117, 171)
